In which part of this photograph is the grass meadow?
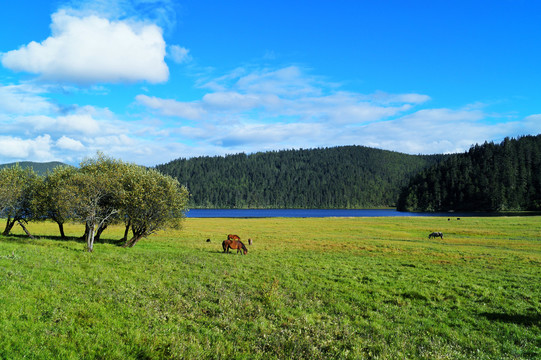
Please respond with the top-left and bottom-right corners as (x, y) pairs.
(0, 216), (539, 359)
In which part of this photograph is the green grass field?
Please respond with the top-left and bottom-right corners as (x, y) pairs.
(0, 216), (539, 359)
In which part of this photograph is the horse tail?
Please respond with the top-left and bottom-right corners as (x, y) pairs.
(222, 240), (227, 252)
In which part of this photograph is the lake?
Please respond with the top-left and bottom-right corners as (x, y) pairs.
(185, 209), (477, 218)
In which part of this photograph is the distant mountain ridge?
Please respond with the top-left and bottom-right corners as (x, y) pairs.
(156, 145), (448, 209)
(0, 161), (68, 175)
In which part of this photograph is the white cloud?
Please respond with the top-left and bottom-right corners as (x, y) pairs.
(1, 10), (169, 84)
(369, 91), (431, 105)
(212, 122), (325, 148)
(58, 114), (101, 135)
(202, 92), (280, 111)
(136, 94), (206, 120)
(0, 85), (57, 114)
(0, 135), (53, 160)
(137, 67), (426, 126)
(235, 66), (322, 97)
(56, 136), (85, 151)
(523, 114), (541, 134)
(330, 107), (516, 155)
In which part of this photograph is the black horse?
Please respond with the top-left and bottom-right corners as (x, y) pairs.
(428, 232), (443, 239)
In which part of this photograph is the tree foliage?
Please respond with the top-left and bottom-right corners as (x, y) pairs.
(71, 154), (125, 252)
(397, 135), (541, 212)
(121, 166), (190, 247)
(33, 165), (78, 238)
(156, 146), (446, 209)
(0, 164), (39, 235)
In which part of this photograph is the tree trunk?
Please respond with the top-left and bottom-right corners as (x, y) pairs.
(95, 223), (108, 243)
(123, 225), (146, 248)
(18, 220), (35, 239)
(121, 220), (131, 242)
(80, 222), (90, 240)
(3, 216), (16, 236)
(124, 233), (144, 248)
(86, 222), (95, 252)
(57, 221), (66, 239)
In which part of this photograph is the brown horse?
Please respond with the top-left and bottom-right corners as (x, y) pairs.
(222, 239), (248, 255)
(227, 234), (241, 241)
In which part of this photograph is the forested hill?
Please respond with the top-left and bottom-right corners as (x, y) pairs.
(155, 146), (447, 209)
(0, 161), (66, 175)
(397, 135), (541, 212)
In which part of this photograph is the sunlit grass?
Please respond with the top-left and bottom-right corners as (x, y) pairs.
(0, 216), (539, 359)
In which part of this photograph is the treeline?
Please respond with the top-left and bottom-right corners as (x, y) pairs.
(0, 154), (189, 252)
(397, 135), (541, 212)
(156, 146), (447, 209)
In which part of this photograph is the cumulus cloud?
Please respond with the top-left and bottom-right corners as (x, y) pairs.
(0, 135), (53, 160)
(56, 114), (101, 134)
(1, 10), (169, 84)
(16, 108), (113, 136)
(56, 136), (85, 151)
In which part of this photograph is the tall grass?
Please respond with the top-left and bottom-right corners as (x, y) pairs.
(0, 217), (539, 359)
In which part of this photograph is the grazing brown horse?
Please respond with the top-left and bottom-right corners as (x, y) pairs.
(227, 234), (241, 241)
(222, 239), (248, 255)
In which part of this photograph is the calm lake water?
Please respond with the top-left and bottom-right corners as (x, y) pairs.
(185, 209), (478, 218)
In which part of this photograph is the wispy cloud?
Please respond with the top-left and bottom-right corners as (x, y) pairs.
(62, 0), (178, 32)
(137, 66), (429, 127)
(136, 95), (206, 120)
(168, 45), (191, 64)
(0, 84), (57, 114)
(135, 65), (540, 158)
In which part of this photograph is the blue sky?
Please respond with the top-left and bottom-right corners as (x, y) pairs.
(1, 0), (540, 166)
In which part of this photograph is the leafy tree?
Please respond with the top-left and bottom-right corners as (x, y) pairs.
(71, 154), (124, 252)
(0, 164), (39, 235)
(33, 165), (78, 238)
(121, 166), (189, 247)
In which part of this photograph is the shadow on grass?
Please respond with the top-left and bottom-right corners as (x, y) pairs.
(1, 233), (127, 246)
(479, 311), (541, 327)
